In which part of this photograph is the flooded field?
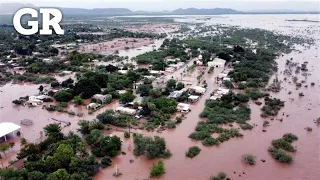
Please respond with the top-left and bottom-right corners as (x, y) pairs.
(0, 14), (319, 180)
(79, 37), (156, 55)
(94, 14), (320, 180)
(123, 23), (179, 34)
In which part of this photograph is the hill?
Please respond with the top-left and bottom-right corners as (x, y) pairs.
(59, 8), (133, 15)
(172, 8), (240, 15)
(0, 3), (36, 14)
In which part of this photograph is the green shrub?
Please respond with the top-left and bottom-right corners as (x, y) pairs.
(242, 154), (256, 165)
(166, 121), (176, 129)
(217, 132), (231, 142)
(282, 133), (298, 143)
(186, 146), (201, 158)
(12, 99), (24, 105)
(189, 131), (211, 140)
(202, 137), (220, 147)
(272, 139), (296, 152)
(268, 147), (293, 164)
(223, 80), (234, 89)
(101, 157), (112, 168)
(238, 83), (247, 90)
(73, 96), (84, 105)
(59, 102), (68, 108)
(210, 172), (227, 180)
(240, 123), (253, 130)
(124, 132), (130, 138)
(54, 90), (74, 102)
(150, 161), (165, 177)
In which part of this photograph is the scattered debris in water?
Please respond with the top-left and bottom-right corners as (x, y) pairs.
(305, 127), (313, 132)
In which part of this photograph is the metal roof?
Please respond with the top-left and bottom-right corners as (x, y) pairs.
(0, 122), (21, 137)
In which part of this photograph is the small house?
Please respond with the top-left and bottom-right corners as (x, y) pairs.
(188, 86), (206, 94)
(210, 94), (222, 100)
(117, 90), (127, 95)
(188, 95), (200, 102)
(177, 103), (191, 113)
(168, 91), (183, 99)
(43, 58), (54, 63)
(116, 107), (136, 115)
(93, 94), (112, 104)
(196, 60), (203, 66)
(118, 70), (128, 74)
(26, 99), (43, 106)
(87, 103), (100, 110)
(208, 58), (226, 68)
(217, 88), (230, 95)
(143, 76), (156, 81)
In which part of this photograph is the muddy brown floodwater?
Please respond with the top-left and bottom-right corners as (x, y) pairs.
(0, 14), (319, 180)
(94, 15), (320, 180)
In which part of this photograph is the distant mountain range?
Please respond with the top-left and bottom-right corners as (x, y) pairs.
(172, 8), (240, 15)
(0, 3), (319, 15)
(0, 3), (36, 14)
(58, 8), (132, 15)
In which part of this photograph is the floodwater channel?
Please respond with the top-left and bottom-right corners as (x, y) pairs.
(0, 14), (319, 180)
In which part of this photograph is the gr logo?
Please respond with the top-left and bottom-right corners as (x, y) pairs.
(13, 8), (64, 35)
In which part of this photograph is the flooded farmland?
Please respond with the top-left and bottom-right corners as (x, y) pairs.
(0, 14), (319, 180)
(95, 14), (320, 180)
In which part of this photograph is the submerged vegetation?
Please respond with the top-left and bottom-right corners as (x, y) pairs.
(0, 14), (316, 179)
(210, 172), (228, 180)
(150, 161), (165, 178)
(242, 154), (256, 165)
(0, 123), (113, 179)
(268, 133), (298, 164)
(133, 134), (171, 159)
(186, 146), (201, 158)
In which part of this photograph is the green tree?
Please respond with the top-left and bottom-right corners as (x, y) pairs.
(73, 96), (84, 105)
(133, 135), (171, 159)
(166, 79), (177, 90)
(223, 80), (234, 89)
(54, 90), (74, 102)
(176, 82), (185, 90)
(150, 161), (165, 178)
(101, 157), (112, 168)
(43, 124), (64, 142)
(28, 171), (46, 180)
(38, 85), (44, 93)
(46, 144), (74, 170)
(74, 79), (101, 99)
(137, 84), (152, 96)
(47, 169), (70, 180)
(51, 81), (60, 88)
(119, 92), (136, 104)
(96, 110), (115, 124)
(149, 89), (162, 98)
(0, 144), (10, 156)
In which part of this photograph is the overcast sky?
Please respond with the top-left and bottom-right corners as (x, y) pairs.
(2, 0), (320, 11)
